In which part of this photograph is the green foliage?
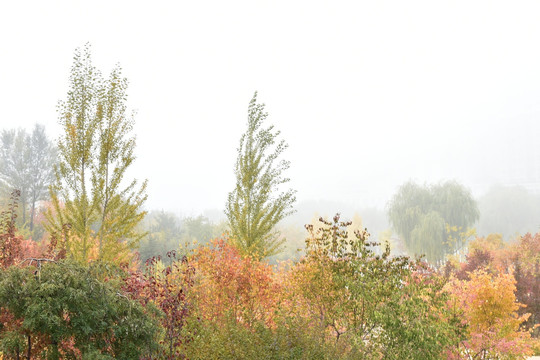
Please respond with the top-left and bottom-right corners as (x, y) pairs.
(138, 211), (183, 263)
(45, 44), (147, 264)
(296, 214), (458, 359)
(225, 92), (296, 258)
(0, 260), (160, 359)
(138, 211), (227, 264)
(184, 316), (336, 360)
(180, 214), (227, 245)
(388, 181), (479, 263)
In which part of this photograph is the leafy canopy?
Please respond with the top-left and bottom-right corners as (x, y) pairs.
(288, 214), (459, 359)
(45, 44), (147, 264)
(225, 92), (296, 258)
(388, 180), (479, 263)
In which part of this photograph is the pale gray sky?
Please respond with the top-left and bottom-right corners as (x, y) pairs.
(2, 0), (540, 215)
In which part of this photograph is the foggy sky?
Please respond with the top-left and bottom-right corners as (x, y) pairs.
(1, 0), (540, 215)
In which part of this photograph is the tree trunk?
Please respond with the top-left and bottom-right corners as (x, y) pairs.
(26, 333), (31, 360)
(30, 198), (36, 233)
(51, 340), (60, 360)
(21, 198), (27, 227)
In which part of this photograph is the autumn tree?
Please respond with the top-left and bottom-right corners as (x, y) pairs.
(184, 237), (287, 359)
(285, 214), (458, 359)
(0, 190), (23, 269)
(508, 233), (540, 337)
(124, 251), (195, 359)
(387, 181), (479, 264)
(225, 92), (296, 258)
(446, 232), (540, 339)
(445, 270), (533, 359)
(45, 44), (147, 264)
(191, 237), (279, 327)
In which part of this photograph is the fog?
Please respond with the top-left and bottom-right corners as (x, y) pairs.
(2, 1), (540, 226)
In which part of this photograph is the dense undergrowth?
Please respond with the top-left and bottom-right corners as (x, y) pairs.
(0, 200), (538, 359)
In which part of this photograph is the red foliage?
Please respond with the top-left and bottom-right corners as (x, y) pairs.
(446, 232), (540, 344)
(455, 249), (493, 280)
(124, 251), (195, 359)
(445, 270), (532, 359)
(511, 233), (540, 336)
(0, 190), (24, 268)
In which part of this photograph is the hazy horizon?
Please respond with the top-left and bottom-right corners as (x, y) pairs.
(2, 1), (540, 216)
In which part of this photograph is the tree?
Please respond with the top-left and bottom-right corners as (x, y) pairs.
(191, 237), (279, 327)
(0, 260), (160, 359)
(139, 210), (183, 263)
(225, 92), (296, 258)
(0, 128), (30, 224)
(285, 214), (458, 359)
(45, 44), (147, 264)
(0, 190), (23, 269)
(445, 270), (533, 359)
(27, 124), (56, 233)
(387, 181), (479, 264)
(0, 125), (55, 234)
(124, 251), (196, 359)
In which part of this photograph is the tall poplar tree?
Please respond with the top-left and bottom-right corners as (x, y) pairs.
(46, 44), (147, 264)
(225, 92), (296, 258)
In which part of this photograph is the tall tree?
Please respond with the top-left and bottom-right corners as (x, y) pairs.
(388, 180), (479, 264)
(92, 65), (147, 263)
(46, 44), (147, 264)
(27, 124), (56, 233)
(0, 129), (31, 225)
(0, 125), (55, 232)
(225, 92), (296, 258)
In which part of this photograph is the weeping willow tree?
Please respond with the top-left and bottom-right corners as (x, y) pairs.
(225, 92), (296, 258)
(45, 44), (147, 264)
(387, 181), (478, 264)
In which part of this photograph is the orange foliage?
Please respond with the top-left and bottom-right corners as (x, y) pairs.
(191, 237), (280, 327)
(446, 270), (532, 359)
(280, 257), (339, 334)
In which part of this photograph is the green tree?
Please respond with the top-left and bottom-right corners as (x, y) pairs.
(225, 92), (296, 258)
(290, 214), (459, 359)
(92, 65), (147, 263)
(179, 215), (227, 245)
(387, 180), (479, 264)
(45, 44), (147, 264)
(138, 210), (183, 263)
(0, 260), (160, 359)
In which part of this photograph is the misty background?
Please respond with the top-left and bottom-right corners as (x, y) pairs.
(2, 1), (540, 256)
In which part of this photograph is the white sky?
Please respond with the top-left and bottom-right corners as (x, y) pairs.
(1, 0), (540, 215)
